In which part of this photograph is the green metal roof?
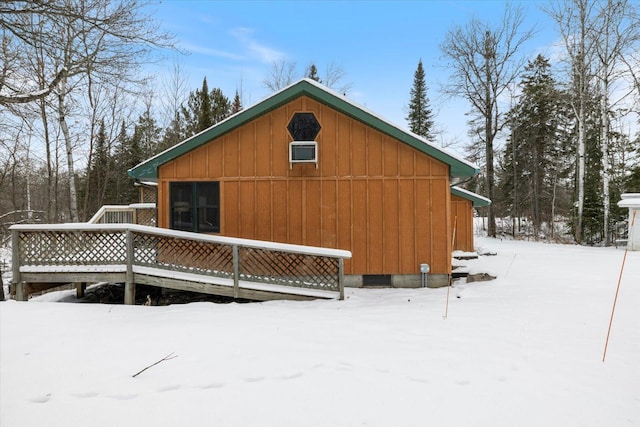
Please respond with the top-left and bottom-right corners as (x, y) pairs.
(451, 186), (492, 207)
(128, 79), (480, 180)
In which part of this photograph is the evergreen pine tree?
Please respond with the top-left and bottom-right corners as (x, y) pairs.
(81, 119), (110, 218)
(626, 166), (640, 192)
(231, 90), (242, 114)
(110, 121), (138, 204)
(626, 131), (640, 192)
(500, 55), (570, 238)
(182, 77), (231, 137)
(135, 110), (161, 158)
(92, 120), (109, 209)
(158, 111), (185, 153)
(406, 60), (434, 141)
(209, 87), (231, 124)
(197, 77), (213, 131)
(306, 64), (321, 82)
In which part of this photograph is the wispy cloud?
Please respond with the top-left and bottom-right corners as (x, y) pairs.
(180, 42), (245, 61)
(230, 27), (286, 64)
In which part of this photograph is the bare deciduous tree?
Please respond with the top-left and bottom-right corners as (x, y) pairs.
(546, 0), (639, 244)
(441, 3), (535, 237)
(264, 59), (352, 94)
(322, 62), (353, 95)
(160, 58), (190, 130)
(546, 0), (596, 243)
(1, 0), (174, 222)
(592, 0), (640, 245)
(264, 59), (298, 92)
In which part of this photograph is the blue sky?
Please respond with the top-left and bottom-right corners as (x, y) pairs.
(150, 0), (558, 151)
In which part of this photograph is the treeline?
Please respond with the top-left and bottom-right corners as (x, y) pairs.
(407, 46), (640, 244)
(2, 0), (640, 248)
(407, 1), (640, 245)
(0, 0), (176, 229)
(1, 75), (240, 228)
(81, 77), (241, 219)
(497, 55), (639, 244)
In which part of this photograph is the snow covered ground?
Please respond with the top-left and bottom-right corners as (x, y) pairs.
(1, 237), (639, 426)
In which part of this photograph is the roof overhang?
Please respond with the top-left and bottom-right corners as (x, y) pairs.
(129, 79), (480, 180)
(618, 193), (640, 208)
(451, 186), (491, 207)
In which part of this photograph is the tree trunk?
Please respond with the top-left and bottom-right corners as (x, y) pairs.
(39, 99), (55, 222)
(58, 76), (80, 223)
(576, 101), (585, 243)
(533, 138), (541, 238)
(601, 81), (611, 246)
(485, 35), (496, 238)
(599, 0), (614, 247)
(0, 264), (5, 301)
(575, 4), (587, 244)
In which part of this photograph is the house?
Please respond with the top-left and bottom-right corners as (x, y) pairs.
(450, 186), (491, 253)
(129, 79), (482, 288)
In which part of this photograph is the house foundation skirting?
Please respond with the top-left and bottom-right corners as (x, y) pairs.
(344, 274), (449, 289)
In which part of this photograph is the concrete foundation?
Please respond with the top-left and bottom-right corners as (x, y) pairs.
(344, 274), (450, 289)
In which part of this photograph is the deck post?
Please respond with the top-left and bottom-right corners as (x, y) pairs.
(76, 282), (86, 298)
(124, 228), (135, 305)
(15, 283), (26, 301)
(338, 258), (345, 301)
(232, 245), (239, 299)
(11, 229), (25, 301)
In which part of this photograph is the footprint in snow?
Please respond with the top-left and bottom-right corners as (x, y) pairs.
(337, 361), (353, 371)
(277, 372), (303, 380)
(107, 393), (138, 401)
(73, 391), (99, 399)
(157, 384), (181, 393)
(197, 382), (225, 389)
(29, 394), (52, 403)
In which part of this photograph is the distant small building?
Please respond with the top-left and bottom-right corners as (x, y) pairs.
(618, 193), (640, 250)
(450, 186), (491, 253)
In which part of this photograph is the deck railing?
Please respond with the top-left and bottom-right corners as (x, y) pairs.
(88, 203), (156, 226)
(10, 224), (350, 303)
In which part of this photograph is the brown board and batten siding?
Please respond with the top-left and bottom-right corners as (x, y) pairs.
(158, 95), (453, 277)
(131, 79), (482, 287)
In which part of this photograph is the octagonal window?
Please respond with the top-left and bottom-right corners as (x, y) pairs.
(287, 112), (321, 141)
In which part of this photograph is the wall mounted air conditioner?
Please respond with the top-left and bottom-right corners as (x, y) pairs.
(289, 141), (318, 168)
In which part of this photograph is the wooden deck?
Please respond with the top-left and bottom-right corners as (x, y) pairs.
(10, 223), (351, 303)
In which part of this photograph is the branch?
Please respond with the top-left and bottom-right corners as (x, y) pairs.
(0, 209), (46, 221)
(132, 352), (178, 378)
(0, 66), (67, 105)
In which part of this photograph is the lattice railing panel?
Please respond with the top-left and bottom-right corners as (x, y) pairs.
(136, 209), (156, 227)
(140, 186), (157, 204)
(239, 247), (340, 292)
(19, 230), (127, 266)
(132, 232), (233, 279)
(14, 225), (346, 298)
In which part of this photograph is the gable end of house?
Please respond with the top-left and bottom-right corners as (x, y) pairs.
(128, 79), (479, 180)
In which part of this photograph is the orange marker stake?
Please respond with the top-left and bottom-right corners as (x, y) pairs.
(603, 210), (636, 362)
